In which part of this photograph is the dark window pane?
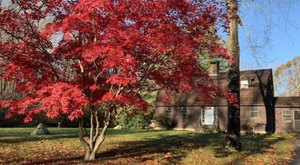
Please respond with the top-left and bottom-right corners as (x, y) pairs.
(181, 107), (187, 117)
(165, 107), (171, 117)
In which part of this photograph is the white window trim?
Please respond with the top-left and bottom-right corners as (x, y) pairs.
(282, 110), (292, 123)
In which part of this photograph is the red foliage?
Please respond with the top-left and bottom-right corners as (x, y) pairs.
(0, 0), (228, 122)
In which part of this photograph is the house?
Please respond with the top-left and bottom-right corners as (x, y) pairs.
(154, 62), (300, 133)
(274, 97), (300, 132)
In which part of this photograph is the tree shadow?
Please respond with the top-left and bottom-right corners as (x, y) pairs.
(96, 132), (286, 164)
(60, 133), (289, 164)
(97, 132), (225, 164)
(2, 131), (288, 164)
(230, 135), (286, 164)
(4, 155), (83, 165)
(0, 128), (158, 144)
(106, 129), (156, 135)
(0, 132), (78, 144)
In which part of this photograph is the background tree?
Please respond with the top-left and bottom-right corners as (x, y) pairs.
(274, 56), (300, 96)
(0, 24), (23, 126)
(0, 0), (228, 161)
(0, 76), (23, 127)
(116, 90), (157, 129)
(239, 0), (300, 65)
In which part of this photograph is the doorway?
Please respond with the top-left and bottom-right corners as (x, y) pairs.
(294, 110), (300, 131)
(203, 107), (215, 125)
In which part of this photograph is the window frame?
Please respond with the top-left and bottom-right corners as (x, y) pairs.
(165, 107), (172, 117)
(282, 109), (292, 123)
(250, 107), (259, 119)
(180, 106), (187, 117)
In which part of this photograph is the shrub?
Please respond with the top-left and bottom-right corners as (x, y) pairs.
(117, 113), (152, 129)
(241, 124), (253, 134)
(153, 115), (174, 129)
(0, 108), (26, 127)
(195, 125), (220, 133)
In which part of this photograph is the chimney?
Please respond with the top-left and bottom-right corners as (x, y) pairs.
(209, 61), (219, 76)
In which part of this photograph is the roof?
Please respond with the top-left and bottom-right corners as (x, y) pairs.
(210, 69), (273, 80)
(274, 97), (300, 107)
(156, 90), (228, 107)
(156, 69), (274, 107)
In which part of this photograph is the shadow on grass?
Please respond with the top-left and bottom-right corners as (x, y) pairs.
(228, 134), (287, 164)
(2, 130), (289, 164)
(0, 127), (78, 137)
(0, 129), (159, 144)
(98, 133), (223, 164)
(96, 132), (287, 164)
(0, 128), (79, 144)
(3, 155), (83, 165)
(106, 129), (152, 135)
(0, 134), (78, 144)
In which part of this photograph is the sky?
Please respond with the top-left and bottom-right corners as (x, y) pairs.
(237, 1), (300, 71)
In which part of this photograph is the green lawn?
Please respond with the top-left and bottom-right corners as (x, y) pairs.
(0, 128), (296, 164)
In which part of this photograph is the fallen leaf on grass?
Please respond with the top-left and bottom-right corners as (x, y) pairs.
(164, 152), (173, 159)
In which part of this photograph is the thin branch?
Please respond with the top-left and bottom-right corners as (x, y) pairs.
(93, 110), (99, 142)
(89, 107), (94, 149)
(79, 119), (90, 151)
(0, 27), (61, 80)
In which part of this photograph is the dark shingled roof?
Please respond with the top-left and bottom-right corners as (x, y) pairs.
(156, 69), (274, 107)
(274, 97), (300, 107)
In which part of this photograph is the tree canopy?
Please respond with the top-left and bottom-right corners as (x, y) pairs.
(0, 0), (229, 160)
(0, 0), (229, 123)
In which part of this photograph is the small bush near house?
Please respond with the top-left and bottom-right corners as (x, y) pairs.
(117, 113), (152, 129)
(196, 125), (220, 133)
(241, 124), (253, 134)
(0, 108), (25, 127)
(153, 115), (174, 129)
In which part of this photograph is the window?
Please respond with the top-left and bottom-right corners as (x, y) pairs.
(241, 80), (249, 89)
(282, 110), (292, 123)
(165, 107), (171, 117)
(250, 107), (259, 118)
(180, 106), (187, 117)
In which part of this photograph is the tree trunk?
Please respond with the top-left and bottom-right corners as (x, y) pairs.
(226, 0), (242, 150)
(83, 130), (106, 161)
(79, 110), (110, 161)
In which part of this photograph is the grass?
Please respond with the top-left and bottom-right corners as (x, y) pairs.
(0, 127), (297, 164)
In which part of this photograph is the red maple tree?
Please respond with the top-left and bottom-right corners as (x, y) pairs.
(0, 0), (228, 160)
